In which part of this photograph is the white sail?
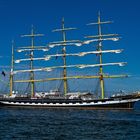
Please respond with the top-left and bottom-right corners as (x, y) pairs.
(13, 62), (126, 74)
(14, 49), (123, 63)
(15, 49), (123, 63)
(17, 46), (49, 52)
(48, 37), (120, 48)
(48, 49), (123, 57)
(48, 42), (83, 48)
(15, 56), (51, 63)
(49, 37), (121, 48)
(19, 46), (47, 49)
(17, 48), (49, 52)
(83, 37), (120, 45)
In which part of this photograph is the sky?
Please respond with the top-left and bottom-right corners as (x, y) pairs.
(0, 0), (140, 93)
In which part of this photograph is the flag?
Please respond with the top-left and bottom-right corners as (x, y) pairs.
(1, 71), (6, 77)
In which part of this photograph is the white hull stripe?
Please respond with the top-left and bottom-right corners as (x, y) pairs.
(0, 98), (139, 106)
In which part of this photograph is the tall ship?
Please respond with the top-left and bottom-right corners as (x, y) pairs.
(0, 13), (140, 109)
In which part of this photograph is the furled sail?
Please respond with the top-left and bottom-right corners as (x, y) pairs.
(13, 62), (127, 74)
(15, 49), (123, 63)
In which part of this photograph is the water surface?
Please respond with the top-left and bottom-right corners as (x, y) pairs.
(0, 103), (140, 140)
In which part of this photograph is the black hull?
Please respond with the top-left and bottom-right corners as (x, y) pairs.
(0, 97), (138, 110)
(0, 101), (135, 109)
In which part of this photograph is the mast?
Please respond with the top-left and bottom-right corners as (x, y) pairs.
(10, 40), (14, 96)
(30, 26), (35, 98)
(98, 12), (105, 99)
(86, 12), (117, 99)
(52, 18), (77, 96)
(62, 18), (67, 96)
(21, 26), (44, 98)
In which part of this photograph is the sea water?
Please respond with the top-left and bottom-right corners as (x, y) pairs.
(0, 102), (140, 140)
